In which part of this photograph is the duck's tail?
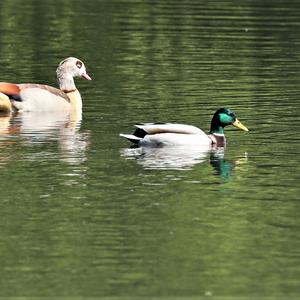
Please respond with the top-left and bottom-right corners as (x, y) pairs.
(120, 133), (141, 144)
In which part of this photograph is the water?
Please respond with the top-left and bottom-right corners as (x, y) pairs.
(0, 0), (300, 298)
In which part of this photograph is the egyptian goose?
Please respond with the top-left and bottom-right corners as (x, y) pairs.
(0, 57), (91, 113)
(120, 108), (248, 147)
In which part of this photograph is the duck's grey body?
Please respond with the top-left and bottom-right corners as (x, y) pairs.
(120, 108), (249, 148)
(120, 123), (213, 147)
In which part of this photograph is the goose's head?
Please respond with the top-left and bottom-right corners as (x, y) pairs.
(56, 57), (92, 91)
(57, 57), (92, 81)
(210, 108), (248, 134)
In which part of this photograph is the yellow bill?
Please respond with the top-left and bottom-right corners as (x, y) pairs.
(232, 119), (249, 132)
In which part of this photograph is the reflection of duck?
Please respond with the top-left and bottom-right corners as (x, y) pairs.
(0, 57), (91, 113)
(121, 145), (248, 174)
(121, 145), (211, 170)
(120, 108), (248, 147)
(210, 148), (248, 178)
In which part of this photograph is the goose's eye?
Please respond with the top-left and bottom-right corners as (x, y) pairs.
(76, 61), (83, 69)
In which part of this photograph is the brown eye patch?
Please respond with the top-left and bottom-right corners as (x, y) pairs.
(76, 60), (83, 68)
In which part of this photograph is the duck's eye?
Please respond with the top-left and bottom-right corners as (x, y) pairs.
(76, 61), (83, 69)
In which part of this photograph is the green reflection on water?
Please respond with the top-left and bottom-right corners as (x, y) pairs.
(0, 0), (300, 297)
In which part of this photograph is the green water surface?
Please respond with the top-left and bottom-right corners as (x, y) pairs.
(0, 0), (300, 298)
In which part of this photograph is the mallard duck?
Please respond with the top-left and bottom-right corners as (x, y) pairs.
(120, 108), (248, 147)
(0, 57), (91, 113)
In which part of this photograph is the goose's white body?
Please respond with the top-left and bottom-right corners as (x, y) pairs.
(12, 87), (73, 112)
(0, 57), (91, 113)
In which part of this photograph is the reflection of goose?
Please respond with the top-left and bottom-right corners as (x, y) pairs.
(14, 110), (82, 139)
(0, 112), (90, 165)
(0, 57), (91, 113)
(121, 145), (211, 170)
(0, 114), (12, 137)
(120, 108), (248, 147)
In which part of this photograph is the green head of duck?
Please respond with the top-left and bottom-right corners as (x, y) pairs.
(209, 108), (248, 135)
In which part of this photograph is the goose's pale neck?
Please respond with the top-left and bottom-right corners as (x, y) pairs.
(57, 70), (76, 92)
